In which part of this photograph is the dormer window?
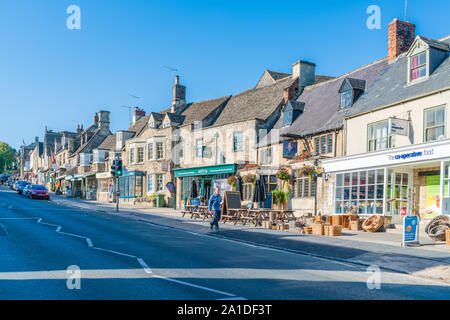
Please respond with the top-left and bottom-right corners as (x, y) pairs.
(340, 90), (352, 109)
(410, 52), (427, 81)
(148, 121), (155, 128)
(283, 105), (293, 126)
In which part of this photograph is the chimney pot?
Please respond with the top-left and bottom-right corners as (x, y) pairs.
(132, 107), (146, 124)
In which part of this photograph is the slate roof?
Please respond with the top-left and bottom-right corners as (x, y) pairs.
(347, 37), (450, 118)
(280, 58), (389, 138)
(97, 134), (116, 150)
(213, 76), (297, 127)
(267, 70), (291, 81)
(128, 115), (150, 137)
(166, 112), (185, 124)
(418, 36), (450, 51)
(181, 95), (231, 126)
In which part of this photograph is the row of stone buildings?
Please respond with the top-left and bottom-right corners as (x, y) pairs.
(19, 18), (450, 222)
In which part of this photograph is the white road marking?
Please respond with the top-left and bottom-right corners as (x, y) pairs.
(0, 215), (241, 299)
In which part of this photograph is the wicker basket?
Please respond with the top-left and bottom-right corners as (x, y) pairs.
(446, 228), (450, 246)
(350, 220), (362, 231)
(304, 226), (313, 234)
(330, 215), (343, 226)
(362, 215), (384, 232)
(312, 223), (324, 236)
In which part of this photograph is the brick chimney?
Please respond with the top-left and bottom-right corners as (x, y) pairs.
(283, 84), (298, 103)
(132, 107), (146, 124)
(171, 75), (186, 114)
(388, 18), (415, 63)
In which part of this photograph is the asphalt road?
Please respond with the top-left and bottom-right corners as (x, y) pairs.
(0, 186), (449, 300)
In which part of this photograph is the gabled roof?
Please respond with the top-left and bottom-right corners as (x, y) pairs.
(149, 112), (165, 122)
(338, 78), (367, 93)
(417, 36), (450, 52)
(281, 58), (388, 138)
(347, 37), (450, 118)
(181, 95), (231, 126)
(214, 76), (297, 127)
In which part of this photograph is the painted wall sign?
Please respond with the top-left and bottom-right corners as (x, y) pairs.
(283, 141), (297, 159)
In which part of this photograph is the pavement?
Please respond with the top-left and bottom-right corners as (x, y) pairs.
(0, 186), (449, 299)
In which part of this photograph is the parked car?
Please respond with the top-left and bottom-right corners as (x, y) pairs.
(26, 185), (50, 200)
(10, 181), (15, 189)
(16, 181), (31, 195)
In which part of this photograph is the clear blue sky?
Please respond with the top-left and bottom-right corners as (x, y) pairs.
(1, 0), (449, 150)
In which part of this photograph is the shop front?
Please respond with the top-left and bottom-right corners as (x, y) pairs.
(96, 172), (115, 203)
(174, 164), (236, 208)
(323, 139), (450, 223)
(118, 171), (145, 203)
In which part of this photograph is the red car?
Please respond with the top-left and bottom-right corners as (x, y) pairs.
(26, 185), (50, 200)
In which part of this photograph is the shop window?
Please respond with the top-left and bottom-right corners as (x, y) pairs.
(424, 105), (445, 142)
(368, 120), (394, 152)
(156, 142), (164, 160)
(335, 170), (384, 214)
(233, 131), (244, 152)
(410, 52), (427, 81)
(243, 183), (253, 201)
(294, 172), (316, 198)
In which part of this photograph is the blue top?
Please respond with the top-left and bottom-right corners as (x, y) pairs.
(208, 194), (222, 212)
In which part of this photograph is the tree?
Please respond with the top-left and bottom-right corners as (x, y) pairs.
(0, 142), (16, 173)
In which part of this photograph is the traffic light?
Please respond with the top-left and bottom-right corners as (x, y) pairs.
(116, 159), (123, 176)
(111, 160), (117, 177)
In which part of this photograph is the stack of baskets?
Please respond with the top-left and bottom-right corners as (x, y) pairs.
(312, 221), (325, 235)
(324, 225), (342, 236)
(304, 226), (313, 234)
(446, 227), (450, 246)
(426, 215), (450, 241)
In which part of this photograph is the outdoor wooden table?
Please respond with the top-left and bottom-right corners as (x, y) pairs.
(238, 209), (261, 226)
(198, 206), (211, 221)
(182, 205), (196, 218)
(253, 209), (272, 226)
(221, 208), (243, 225)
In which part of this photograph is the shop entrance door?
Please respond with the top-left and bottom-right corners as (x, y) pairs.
(202, 178), (212, 205)
(386, 169), (413, 216)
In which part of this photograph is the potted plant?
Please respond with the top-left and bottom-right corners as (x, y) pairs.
(298, 164), (315, 181)
(272, 189), (289, 209)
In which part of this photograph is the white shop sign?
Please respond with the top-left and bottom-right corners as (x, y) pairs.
(323, 140), (450, 173)
(389, 118), (409, 136)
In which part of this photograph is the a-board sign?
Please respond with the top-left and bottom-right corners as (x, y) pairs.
(402, 215), (420, 246)
(222, 191), (241, 214)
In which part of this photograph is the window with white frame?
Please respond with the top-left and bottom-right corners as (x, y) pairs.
(410, 52), (427, 81)
(130, 148), (136, 164)
(148, 175), (153, 192)
(367, 120), (394, 152)
(424, 105), (446, 142)
(148, 143), (153, 160)
(196, 138), (203, 158)
(233, 131), (244, 152)
(137, 147), (144, 163)
(156, 174), (164, 192)
(260, 147), (272, 165)
(156, 142), (164, 160)
(340, 90), (352, 108)
(335, 170), (384, 214)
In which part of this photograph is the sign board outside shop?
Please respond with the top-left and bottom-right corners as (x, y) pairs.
(389, 118), (409, 136)
(402, 215), (420, 246)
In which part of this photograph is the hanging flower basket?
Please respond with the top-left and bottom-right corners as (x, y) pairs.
(227, 175), (237, 187)
(243, 174), (256, 185)
(243, 163), (260, 171)
(276, 168), (290, 182)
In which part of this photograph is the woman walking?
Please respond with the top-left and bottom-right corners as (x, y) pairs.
(208, 186), (222, 232)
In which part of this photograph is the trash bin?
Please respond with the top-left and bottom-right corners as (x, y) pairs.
(156, 194), (165, 207)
